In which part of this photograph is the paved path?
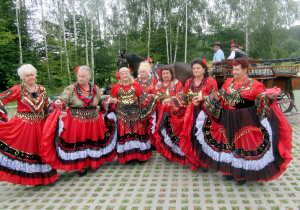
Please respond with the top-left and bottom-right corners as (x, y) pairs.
(1, 91), (300, 210)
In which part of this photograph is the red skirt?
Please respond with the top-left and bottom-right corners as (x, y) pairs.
(116, 115), (152, 163)
(180, 103), (292, 182)
(154, 103), (190, 165)
(39, 108), (117, 171)
(0, 116), (58, 185)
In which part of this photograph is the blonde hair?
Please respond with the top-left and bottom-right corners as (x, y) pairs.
(17, 64), (37, 79)
(77, 66), (91, 79)
(118, 67), (135, 85)
(138, 62), (151, 74)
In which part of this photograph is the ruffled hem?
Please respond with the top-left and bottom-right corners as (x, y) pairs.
(117, 151), (153, 163)
(40, 108), (118, 171)
(179, 104), (208, 168)
(50, 152), (117, 171)
(263, 103), (293, 182)
(188, 103), (292, 182)
(0, 170), (58, 185)
(154, 104), (190, 165)
(0, 150), (58, 185)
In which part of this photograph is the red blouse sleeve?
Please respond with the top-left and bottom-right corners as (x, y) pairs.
(0, 85), (21, 106)
(110, 84), (121, 98)
(183, 79), (191, 95)
(175, 80), (183, 94)
(152, 77), (157, 87)
(132, 81), (143, 97)
(207, 77), (218, 94)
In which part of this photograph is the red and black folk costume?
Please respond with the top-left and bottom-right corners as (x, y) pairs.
(39, 82), (117, 172)
(181, 77), (292, 182)
(135, 76), (158, 145)
(135, 76), (157, 94)
(0, 85), (58, 185)
(108, 81), (157, 163)
(153, 79), (193, 165)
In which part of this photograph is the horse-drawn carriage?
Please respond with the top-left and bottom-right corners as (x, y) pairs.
(211, 58), (300, 116)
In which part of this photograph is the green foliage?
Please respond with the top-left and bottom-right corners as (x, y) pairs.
(0, 0), (299, 93)
(290, 25), (300, 41)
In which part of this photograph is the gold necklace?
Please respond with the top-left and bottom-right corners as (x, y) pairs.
(24, 84), (36, 92)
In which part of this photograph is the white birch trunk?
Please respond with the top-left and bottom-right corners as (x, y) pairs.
(16, 0), (23, 64)
(72, 0), (78, 59)
(91, 22), (95, 83)
(118, 0), (121, 53)
(164, 9), (169, 64)
(169, 23), (172, 63)
(147, 0), (151, 58)
(97, 1), (101, 41)
(245, 0), (250, 54)
(60, 0), (72, 84)
(40, 0), (51, 86)
(83, 2), (89, 66)
(185, 0), (188, 63)
(102, 3), (107, 40)
(174, 20), (180, 63)
(58, 1), (63, 80)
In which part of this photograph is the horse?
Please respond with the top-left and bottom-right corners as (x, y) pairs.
(118, 53), (145, 78)
(117, 52), (193, 86)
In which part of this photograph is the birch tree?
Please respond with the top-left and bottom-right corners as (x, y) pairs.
(147, 0), (151, 58)
(59, 0), (71, 84)
(40, 0), (51, 86)
(71, 0), (78, 59)
(164, 8), (169, 64)
(91, 21), (94, 83)
(15, 0), (23, 64)
(81, 0), (89, 66)
(184, 0), (188, 63)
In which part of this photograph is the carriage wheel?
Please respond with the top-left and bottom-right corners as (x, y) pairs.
(277, 91), (295, 113)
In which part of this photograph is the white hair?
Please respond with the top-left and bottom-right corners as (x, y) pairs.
(77, 66), (91, 79)
(118, 67), (135, 85)
(138, 62), (151, 74)
(17, 64), (37, 79)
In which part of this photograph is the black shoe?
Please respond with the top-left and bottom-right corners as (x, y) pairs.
(150, 145), (156, 150)
(202, 168), (209, 173)
(225, 175), (234, 181)
(125, 160), (133, 165)
(237, 180), (246, 186)
(139, 160), (147, 164)
(78, 170), (87, 177)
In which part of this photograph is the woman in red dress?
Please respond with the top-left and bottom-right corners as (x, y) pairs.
(154, 60), (218, 166)
(186, 58), (292, 185)
(109, 67), (156, 164)
(135, 62), (158, 148)
(39, 66), (117, 176)
(135, 61), (157, 94)
(153, 67), (188, 164)
(0, 64), (58, 186)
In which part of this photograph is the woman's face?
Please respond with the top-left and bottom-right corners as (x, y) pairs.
(77, 71), (90, 86)
(162, 70), (172, 83)
(120, 71), (130, 82)
(23, 73), (36, 86)
(139, 68), (148, 79)
(192, 63), (205, 78)
(232, 64), (247, 81)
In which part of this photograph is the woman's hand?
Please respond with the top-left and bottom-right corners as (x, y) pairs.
(267, 86), (280, 99)
(110, 97), (118, 104)
(54, 99), (62, 107)
(268, 92), (280, 99)
(192, 96), (203, 106)
(162, 98), (171, 105)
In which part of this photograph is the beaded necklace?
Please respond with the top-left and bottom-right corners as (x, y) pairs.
(79, 83), (91, 96)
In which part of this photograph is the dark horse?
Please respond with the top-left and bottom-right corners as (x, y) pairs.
(117, 52), (193, 86)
